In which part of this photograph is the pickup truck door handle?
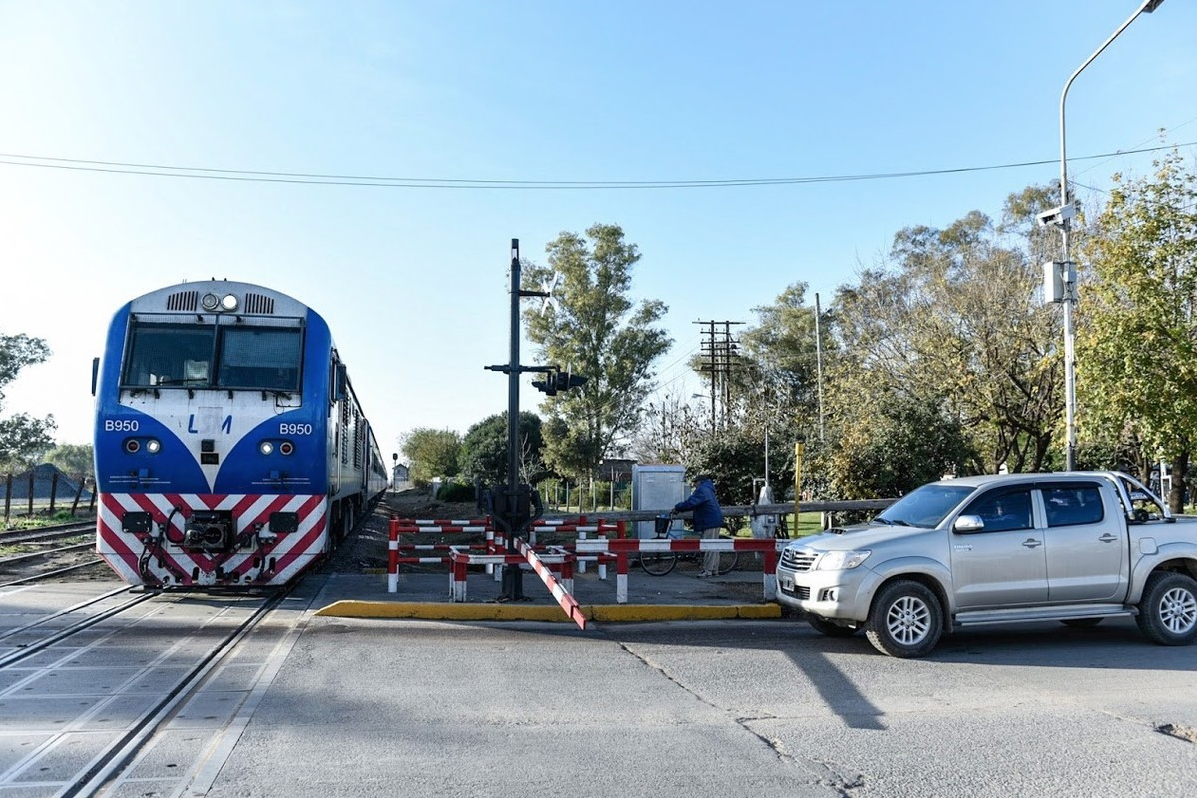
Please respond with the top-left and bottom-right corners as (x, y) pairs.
(1098, 533), (1119, 543)
(1022, 538), (1043, 549)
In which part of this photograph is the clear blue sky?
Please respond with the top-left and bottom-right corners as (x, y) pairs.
(2, 1), (1194, 459)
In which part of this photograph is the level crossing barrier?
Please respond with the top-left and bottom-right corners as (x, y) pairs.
(386, 514), (623, 593)
(574, 537), (786, 604)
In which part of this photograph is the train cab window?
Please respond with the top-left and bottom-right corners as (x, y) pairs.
(123, 323), (215, 387)
(216, 327), (302, 391)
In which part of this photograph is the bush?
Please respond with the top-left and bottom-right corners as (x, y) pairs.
(435, 481), (476, 503)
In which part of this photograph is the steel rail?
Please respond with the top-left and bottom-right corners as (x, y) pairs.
(0, 541), (94, 566)
(0, 585), (134, 643)
(0, 590), (159, 669)
(0, 557), (115, 589)
(56, 590), (291, 798)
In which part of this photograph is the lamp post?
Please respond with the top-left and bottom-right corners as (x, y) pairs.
(1054, 0), (1164, 472)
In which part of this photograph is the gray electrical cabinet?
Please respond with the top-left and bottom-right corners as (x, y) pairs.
(631, 464), (688, 538)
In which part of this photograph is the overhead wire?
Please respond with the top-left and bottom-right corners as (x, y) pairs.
(1, 140), (1194, 190)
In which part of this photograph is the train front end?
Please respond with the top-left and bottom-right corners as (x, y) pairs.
(94, 282), (333, 588)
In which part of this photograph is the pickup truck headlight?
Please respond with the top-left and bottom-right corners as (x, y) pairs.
(816, 550), (872, 570)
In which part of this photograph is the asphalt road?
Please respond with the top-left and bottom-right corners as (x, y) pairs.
(206, 614), (1197, 798)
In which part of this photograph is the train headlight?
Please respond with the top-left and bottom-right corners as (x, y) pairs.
(279, 441), (294, 456)
(259, 441), (274, 456)
(220, 293), (239, 311)
(145, 438), (161, 454)
(201, 293), (220, 311)
(124, 438), (141, 454)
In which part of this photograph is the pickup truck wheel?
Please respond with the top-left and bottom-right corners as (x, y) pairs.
(1136, 572), (1197, 646)
(865, 580), (942, 658)
(808, 616), (860, 637)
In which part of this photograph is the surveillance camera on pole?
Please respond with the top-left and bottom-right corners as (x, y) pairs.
(1037, 203), (1076, 228)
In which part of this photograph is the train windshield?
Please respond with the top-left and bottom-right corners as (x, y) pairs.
(216, 327), (302, 390)
(122, 321), (302, 391)
(122, 323), (215, 387)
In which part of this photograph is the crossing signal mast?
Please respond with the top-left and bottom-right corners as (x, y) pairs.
(483, 239), (588, 600)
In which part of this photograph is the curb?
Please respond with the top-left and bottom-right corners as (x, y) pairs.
(314, 600), (782, 623)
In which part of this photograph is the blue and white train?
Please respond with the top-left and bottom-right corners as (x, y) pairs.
(93, 280), (388, 588)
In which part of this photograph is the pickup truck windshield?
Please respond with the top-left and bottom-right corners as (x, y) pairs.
(874, 484), (974, 528)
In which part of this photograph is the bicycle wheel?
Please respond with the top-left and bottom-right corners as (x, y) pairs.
(715, 534), (739, 575)
(639, 551), (677, 576)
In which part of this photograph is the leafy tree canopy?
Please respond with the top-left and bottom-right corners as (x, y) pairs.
(399, 428), (462, 486)
(46, 443), (95, 478)
(459, 411), (546, 487)
(0, 333), (55, 472)
(0, 413), (58, 473)
(1076, 149), (1197, 510)
(523, 223), (671, 478)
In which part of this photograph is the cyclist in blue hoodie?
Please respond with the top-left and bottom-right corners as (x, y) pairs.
(673, 474), (725, 578)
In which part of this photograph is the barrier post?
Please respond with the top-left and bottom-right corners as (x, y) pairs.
(763, 545), (779, 600)
(616, 552), (628, 604)
(451, 552), (468, 601)
(387, 519), (400, 594)
(577, 525), (587, 574)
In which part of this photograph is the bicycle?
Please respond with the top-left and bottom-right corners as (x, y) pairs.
(639, 513), (739, 576)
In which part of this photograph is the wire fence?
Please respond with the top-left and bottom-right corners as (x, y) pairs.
(1, 468), (97, 527)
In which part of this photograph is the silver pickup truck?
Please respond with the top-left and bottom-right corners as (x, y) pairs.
(776, 471), (1197, 657)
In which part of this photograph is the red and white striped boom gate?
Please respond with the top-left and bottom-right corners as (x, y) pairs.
(387, 515), (623, 627)
(574, 537), (785, 604)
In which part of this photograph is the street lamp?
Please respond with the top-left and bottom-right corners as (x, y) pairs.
(1050, 0), (1165, 472)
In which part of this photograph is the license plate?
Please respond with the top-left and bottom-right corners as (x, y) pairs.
(779, 575), (794, 591)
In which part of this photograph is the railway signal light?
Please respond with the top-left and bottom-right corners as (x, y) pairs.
(532, 368), (588, 396)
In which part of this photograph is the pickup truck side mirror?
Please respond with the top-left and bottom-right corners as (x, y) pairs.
(953, 514), (985, 533)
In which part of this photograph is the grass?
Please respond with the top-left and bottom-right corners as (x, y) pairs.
(3, 510), (96, 531)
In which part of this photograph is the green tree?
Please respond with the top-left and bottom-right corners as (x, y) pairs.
(523, 224), (672, 478)
(0, 332), (55, 472)
(399, 428), (462, 486)
(1076, 150), (1197, 511)
(459, 411), (546, 487)
(828, 193), (1062, 477)
(737, 282), (827, 417)
(828, 390), (973, 498)
(46, 443), (95, 478)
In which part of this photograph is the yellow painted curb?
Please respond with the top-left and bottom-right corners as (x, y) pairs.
(315, 600), (782, 622)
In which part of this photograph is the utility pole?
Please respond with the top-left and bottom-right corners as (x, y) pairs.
(483, 240), (586, 601)
(814, 293), (825, 443)
(695, 319), (742, 430)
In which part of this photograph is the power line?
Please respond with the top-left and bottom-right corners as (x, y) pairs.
(0, 140), (1193, 190)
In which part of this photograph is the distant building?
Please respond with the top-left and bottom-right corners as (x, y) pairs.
(391, 462), (411, 490)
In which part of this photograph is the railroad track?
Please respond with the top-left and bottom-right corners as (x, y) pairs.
(0, 520), (107, 587)
(0, 584), (296, 795)
(0, 519), (95, 545)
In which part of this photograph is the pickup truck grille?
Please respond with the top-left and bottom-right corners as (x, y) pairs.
(779, 582), (810, 600)
(780, 548), (817, 572)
